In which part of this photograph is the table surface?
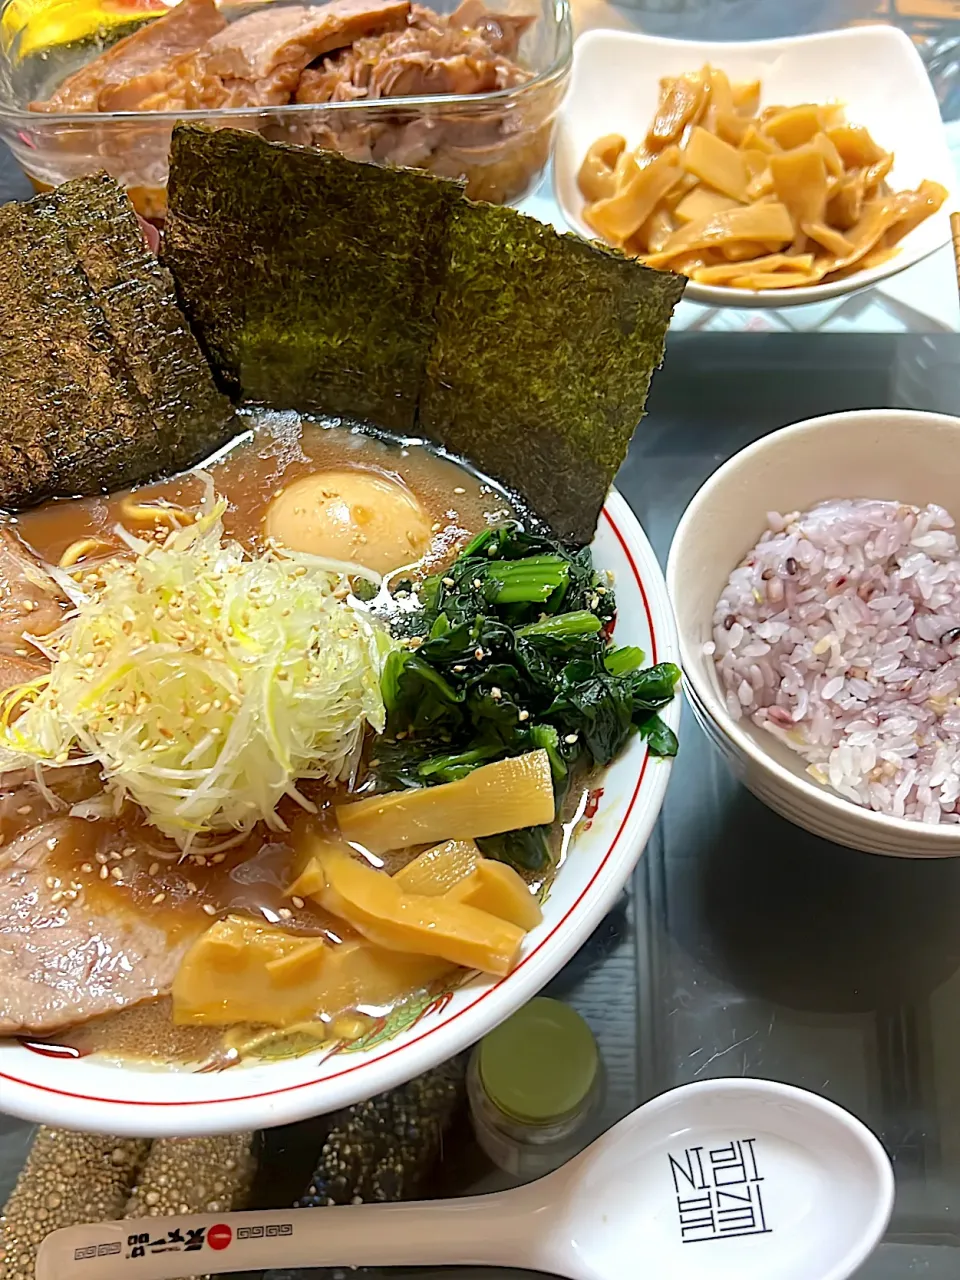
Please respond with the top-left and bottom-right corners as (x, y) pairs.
(6, 4), (960, 1278)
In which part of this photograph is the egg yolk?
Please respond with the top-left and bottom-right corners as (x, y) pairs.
(265, 470), (433, 574)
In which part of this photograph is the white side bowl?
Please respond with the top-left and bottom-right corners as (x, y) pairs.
(553, 26), (954, 309)
(667, 408), (960, 858)
(0, 488), (679, 1137)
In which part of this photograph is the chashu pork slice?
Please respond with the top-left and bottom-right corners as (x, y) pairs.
(0, 820), (203, 1037)
(0, 527), (65, 663)
(30, 0), (226, 113)
(204, 0), (410, 81)
(102, 0), (412, 113)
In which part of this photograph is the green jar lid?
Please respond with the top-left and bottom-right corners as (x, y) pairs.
(477, 997), (599, 1126)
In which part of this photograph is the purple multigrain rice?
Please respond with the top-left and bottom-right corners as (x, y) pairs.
(709, 498), (960, 823)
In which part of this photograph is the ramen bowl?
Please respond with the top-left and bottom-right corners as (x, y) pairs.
(0, 487), (678, 1136)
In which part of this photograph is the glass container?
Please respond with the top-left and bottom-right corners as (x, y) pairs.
(466, 996), (605, 1179)
(0, 0), (571, 219)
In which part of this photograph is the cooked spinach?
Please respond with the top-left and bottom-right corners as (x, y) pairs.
(375, 522), (679, 872)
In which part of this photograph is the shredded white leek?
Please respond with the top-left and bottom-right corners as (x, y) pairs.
(0, 483), (394, 849)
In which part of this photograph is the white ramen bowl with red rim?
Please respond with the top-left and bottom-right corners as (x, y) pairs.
(0, 487), (679, 1137)
(667, 408), (960, 859)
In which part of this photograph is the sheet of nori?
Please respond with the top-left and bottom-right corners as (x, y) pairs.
(419, 204), (686, 545)
(0, 195), (151, 507)
(0, 176), (236, 509)
(49, 174), (237, 477)
(162, 125), (462, 433)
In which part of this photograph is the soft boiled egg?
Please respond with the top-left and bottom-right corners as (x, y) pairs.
(265, 469), (433, 574)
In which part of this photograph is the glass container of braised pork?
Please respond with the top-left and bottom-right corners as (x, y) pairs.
(0, 0), (571, 220)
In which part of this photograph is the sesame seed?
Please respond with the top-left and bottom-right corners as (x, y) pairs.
(80, 863), (93, 873)
(564, 733), (579, 744)
(45, 837), (57, 851)
(518, 709), (530, 721)
(202, 903), (217, 916)
(152, 892), (166, 905)
(16, 805), (31, 816)
(472, 578), (482, 589)
(50, 890), (63, 904)
(291, 896), (305, 909)
(45, 876), (57, 890)
(212, 853), (226, 864)
(22, 599), (35, 612)
(122, 846), (136, 857)
(453, 487), (465, 495)
(14, 647), (27, 656)
(490, 687), (502, 700)
(474, 648), (484, 661)
(110, 866), (124, 881)
(442, 577), (455, 587)
(95, 852), (108, 864)
(148, 862), (160, 877)
(187, 881), (198, 894)
(100, 864), (109, 880)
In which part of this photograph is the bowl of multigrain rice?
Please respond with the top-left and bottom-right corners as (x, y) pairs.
(667, 409), (960, 857)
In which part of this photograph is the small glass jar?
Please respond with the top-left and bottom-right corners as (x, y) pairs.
(467, 997), (605, 1180)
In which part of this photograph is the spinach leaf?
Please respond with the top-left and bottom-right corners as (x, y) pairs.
(371, 520), (679, 841)
(637, 712), (679, 757)
(604, 645), (645, 676)
(547, 673), (635, 768)
(417, 744), (505, 783)
(381, 650), (463, 736)
(477, 825), (553, 873)
(629, 662), (682, 712)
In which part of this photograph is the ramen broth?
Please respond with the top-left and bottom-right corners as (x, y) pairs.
(1, 414), (584, 1065)
(12, 411), (513, 571)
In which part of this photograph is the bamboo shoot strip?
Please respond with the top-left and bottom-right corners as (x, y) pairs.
(336, 750), (555, 853)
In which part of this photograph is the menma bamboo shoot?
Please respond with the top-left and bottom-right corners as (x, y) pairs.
(336, 750), (555, 854)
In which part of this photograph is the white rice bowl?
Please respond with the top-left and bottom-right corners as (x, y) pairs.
(667, 408), (960, 858)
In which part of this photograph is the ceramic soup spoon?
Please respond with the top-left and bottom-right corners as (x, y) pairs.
(36, 1078), (894, 1280)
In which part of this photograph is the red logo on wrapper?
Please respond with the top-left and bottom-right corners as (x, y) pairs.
(207, 1225), (233, 1252)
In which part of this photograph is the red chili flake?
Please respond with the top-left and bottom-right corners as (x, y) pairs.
(584, 787), (604, 819)
(602, 613), (617, 640)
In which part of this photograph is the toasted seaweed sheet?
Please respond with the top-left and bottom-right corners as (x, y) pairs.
(0, 174), (236, 509)
(421, 205), (686, 544)
(163, 125), (462, 433)
(162, 125), (684, 543)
